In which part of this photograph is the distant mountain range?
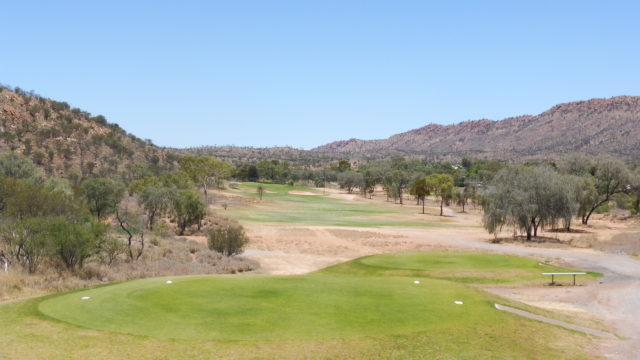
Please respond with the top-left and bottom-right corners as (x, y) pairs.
(3, 84), (639, 173)
(312, 96), (640, 161)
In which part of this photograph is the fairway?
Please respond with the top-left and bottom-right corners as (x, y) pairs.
(225, 183), (447, 227)
(32, 253), (600, 359)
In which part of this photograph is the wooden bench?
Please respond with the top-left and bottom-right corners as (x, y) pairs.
(542, 272), (587, 286)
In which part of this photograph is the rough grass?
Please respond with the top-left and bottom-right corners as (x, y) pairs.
(225, 183), (450, 228)
(7, 252), (601, 360)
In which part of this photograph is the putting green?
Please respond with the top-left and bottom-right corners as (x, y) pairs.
(38, 252), (598, 344)
(321, 252), (601, 284)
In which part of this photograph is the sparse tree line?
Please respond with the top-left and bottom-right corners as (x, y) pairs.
(234, 154), (639, 242)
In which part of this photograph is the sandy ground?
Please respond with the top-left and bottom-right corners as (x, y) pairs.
(217, 188), (640, 359)
(288, 190), (319, 196)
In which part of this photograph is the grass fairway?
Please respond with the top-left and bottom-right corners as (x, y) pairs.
(225, 182), (447, 227)
(18, 253), (601, 359)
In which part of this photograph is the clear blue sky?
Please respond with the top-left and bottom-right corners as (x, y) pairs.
(2, 1), (639, 149)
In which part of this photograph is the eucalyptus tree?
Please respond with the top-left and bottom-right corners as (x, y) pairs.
(482, 166), (573, 240)
(338, 171), (364, 194)
(172, 190), (206, 235)
(139, 186), (176, 230)
(426, 174), (454, 216)
(454, 186), (471, 213)
(81, 178), (125, 219)
(179, 156), (234, 199)
(409, 178), (430, 214)
(559, 155), (634, 224)
(383, 170), (411, 205)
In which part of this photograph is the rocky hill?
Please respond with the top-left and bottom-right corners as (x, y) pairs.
(0, 86), (176, 181)
(313, 96), (640, 160)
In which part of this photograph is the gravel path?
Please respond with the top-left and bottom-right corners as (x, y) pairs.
(417, 234), (640, 359)
(494, 303), (617, 339)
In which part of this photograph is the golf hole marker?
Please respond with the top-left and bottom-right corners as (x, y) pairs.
(454, 300), (463, 305)
(81, 296), (90, 300)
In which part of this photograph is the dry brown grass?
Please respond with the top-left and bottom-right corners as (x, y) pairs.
(0, 235), (257, 302)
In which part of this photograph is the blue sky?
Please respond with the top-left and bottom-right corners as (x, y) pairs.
(2, 1), (639, 149)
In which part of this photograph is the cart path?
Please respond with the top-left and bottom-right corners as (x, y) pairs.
(494, 303), (617, 339)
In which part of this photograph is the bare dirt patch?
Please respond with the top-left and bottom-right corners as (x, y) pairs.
(288, 190), (319, 196)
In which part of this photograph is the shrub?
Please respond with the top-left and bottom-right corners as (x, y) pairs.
(207, 223), (248, 256)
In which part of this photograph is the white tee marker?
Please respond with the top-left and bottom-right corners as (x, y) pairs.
(81, 296), (90, 300)
(454, 300), (463, 305)
(166, 280), (173, 284)
(413, 280), (420, 284)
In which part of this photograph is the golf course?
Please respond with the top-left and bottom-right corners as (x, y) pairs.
(0, 252), (599, 360)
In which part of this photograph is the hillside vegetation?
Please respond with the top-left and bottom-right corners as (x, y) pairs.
(0, 86), (176, 183)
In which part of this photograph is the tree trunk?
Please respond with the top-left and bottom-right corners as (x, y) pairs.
(584, 197), (610, 225)
(422, 199), (425, 214)
(439, 198), (444, 216)
(148, 210), (156, 230)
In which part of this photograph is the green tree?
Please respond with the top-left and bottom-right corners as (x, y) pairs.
(338, 171), (364, 194)
(115, 208), (146, 261)
(160, 170), (194, 189)
(1, 217), (51, 273)
(81, 178), (125, 218)
(454, 185), (473, 213)
(0, 178), (81, 222)
(139, 186), (176, 230)
(426, 174), (454, 216)
(179, 156), (234, 199)
(582, 158), (633, 224)
(482, 166), (573, 240)
(49, 217), (107, 270)
(172, 190), (206, 235)
(409, 178), (430, 214)
(383, 170), (411, 205)
(247, 165), (259, 182)
(559, 155), (634, 224)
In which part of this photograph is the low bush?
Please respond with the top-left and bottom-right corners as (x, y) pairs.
(207, 222), (248, 256)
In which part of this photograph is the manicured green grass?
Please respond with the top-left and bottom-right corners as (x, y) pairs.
(225, 183), (449, 227)
(320, 252), (602, 284)
(21, 252), (601, 359)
